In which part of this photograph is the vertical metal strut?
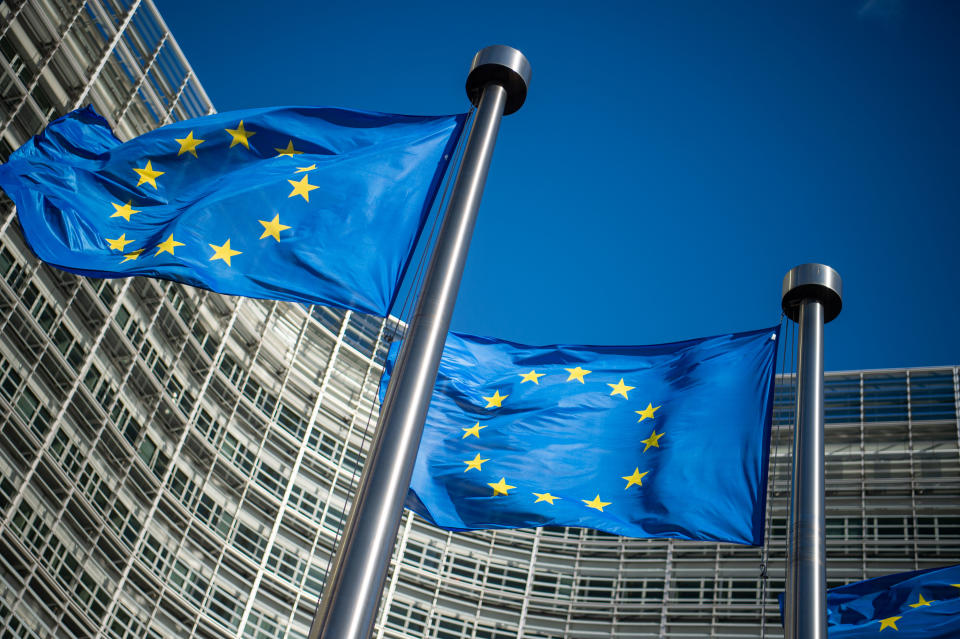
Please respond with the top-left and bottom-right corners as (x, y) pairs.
(308, 45), (531, 639)
(781, 263), (843, 639)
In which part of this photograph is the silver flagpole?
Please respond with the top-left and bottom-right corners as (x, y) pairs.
(781, 263), (843, 639)
(308, 45), (531, 639)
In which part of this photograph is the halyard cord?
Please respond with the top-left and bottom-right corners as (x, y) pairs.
(760, 314), (794, 637)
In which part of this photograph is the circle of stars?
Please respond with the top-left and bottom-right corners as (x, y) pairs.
(104, 121), (305, 268)
(457, 367), (663, 520)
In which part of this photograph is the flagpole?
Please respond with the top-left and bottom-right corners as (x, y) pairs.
(308, 45), (531, 639)
(781, 263), (842, 639)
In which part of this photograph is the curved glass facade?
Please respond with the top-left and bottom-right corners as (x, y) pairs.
(1, 2), (958, 638)
(0, 2), (393, 637)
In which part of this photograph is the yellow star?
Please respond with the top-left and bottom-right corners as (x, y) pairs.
(608, 378), (635, 399)
(483, 390), (508, 408)
(105, 233), (133, 252)
(175, 130), (204, 157)
(641, 429), (665, 452)
(878, 616), (901, 631)
(533, 492), (560, 504)
(295, 164), (316, 173)
(622, 468), (649, 489)
(110, 201), (141, 221)
(121, 249), (143, 263)
(461, 422), (486, 439)
(275, 140), (303, 157)
(463, 453), (489, 472)
(565, 366), (592, 383)
(208, 239), (241, 266)
(582, 494), (611, 512)
(258, 214), (291, 241)
(155, 234), (184, 256)
(519, 370), (545, 384)
(909, 593), (933, 608)
(132, 160), (164, 189)
(635, 403), (661, 423)
(287, 174), (319, 201)
(488, 477), (515, 496)
(225, 121), (255, 149)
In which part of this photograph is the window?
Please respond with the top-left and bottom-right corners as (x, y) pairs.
(303, 564), (326, 597)
(168, 467), (200, 509)
(385, 600), (428, 636)
(256, 463), (284, 497)
(909, 372), (956, 421)
(0, 357), (21, 400)
(220, 352), (244, 386)
(863, 375), (909, 422)
(50, 323), (84, 371)
(0, 245), (16, 278)
(95, 280), (117, 307)
(276, 402), (307, 439)
(266, 543), (306, 584)
(16, 386), (51, 439)
(233, 522), (267, 562)
(108, 500), (144, 548)
(115, 304), (132, 330)
(76, 571), (112, 619)
(138, 436), (156, 465)
(140, 533), (174, 579)
(208, 585), (243, 629)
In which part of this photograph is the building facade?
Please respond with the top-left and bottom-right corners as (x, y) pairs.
(0, 2), (395, 638)
(1, 2), (958, 639)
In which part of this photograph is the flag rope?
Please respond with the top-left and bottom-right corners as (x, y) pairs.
(760, 313), (795, 637)
(386, 105), (477, 325)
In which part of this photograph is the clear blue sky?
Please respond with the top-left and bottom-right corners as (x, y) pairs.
(158, 0), (959, 372)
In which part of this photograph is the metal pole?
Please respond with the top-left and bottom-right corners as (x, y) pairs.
(308, 45), (531, 639)
(781, 263), (843, 639)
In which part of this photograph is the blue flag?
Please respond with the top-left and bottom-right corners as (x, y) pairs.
(382, 326), (779, 544)
(0, 106), (465, 316)
(779, 565), (960, 637)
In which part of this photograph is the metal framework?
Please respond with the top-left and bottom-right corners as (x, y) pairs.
(0, 2), (958, 639)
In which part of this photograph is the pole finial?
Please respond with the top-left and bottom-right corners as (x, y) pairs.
(466, 45), (531, 115)
(781, 263), (843, 323)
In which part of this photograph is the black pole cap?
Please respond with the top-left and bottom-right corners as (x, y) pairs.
(465, 45), (531, 115)
(781, 263), (843, 323)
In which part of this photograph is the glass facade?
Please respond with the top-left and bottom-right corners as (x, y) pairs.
(1, 2), (958, 638)
(0, 2), (394, 638)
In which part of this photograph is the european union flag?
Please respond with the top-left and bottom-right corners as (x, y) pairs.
(0, 105), (465, 316)
(382, 326), (779, 544)
(779, 564), (960, 637)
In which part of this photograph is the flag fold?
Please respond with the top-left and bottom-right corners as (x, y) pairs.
(0, 105), (465, 316)
(383, 326), (780, 544)
(780, 564), (960, 637)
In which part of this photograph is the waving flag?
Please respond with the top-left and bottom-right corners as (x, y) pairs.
(0, 105), (465, 316)
(382, 326), (779, 544)
(780, 564), (960, 637)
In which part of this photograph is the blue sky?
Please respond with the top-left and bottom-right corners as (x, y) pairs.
(159, 0), (960, 372)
